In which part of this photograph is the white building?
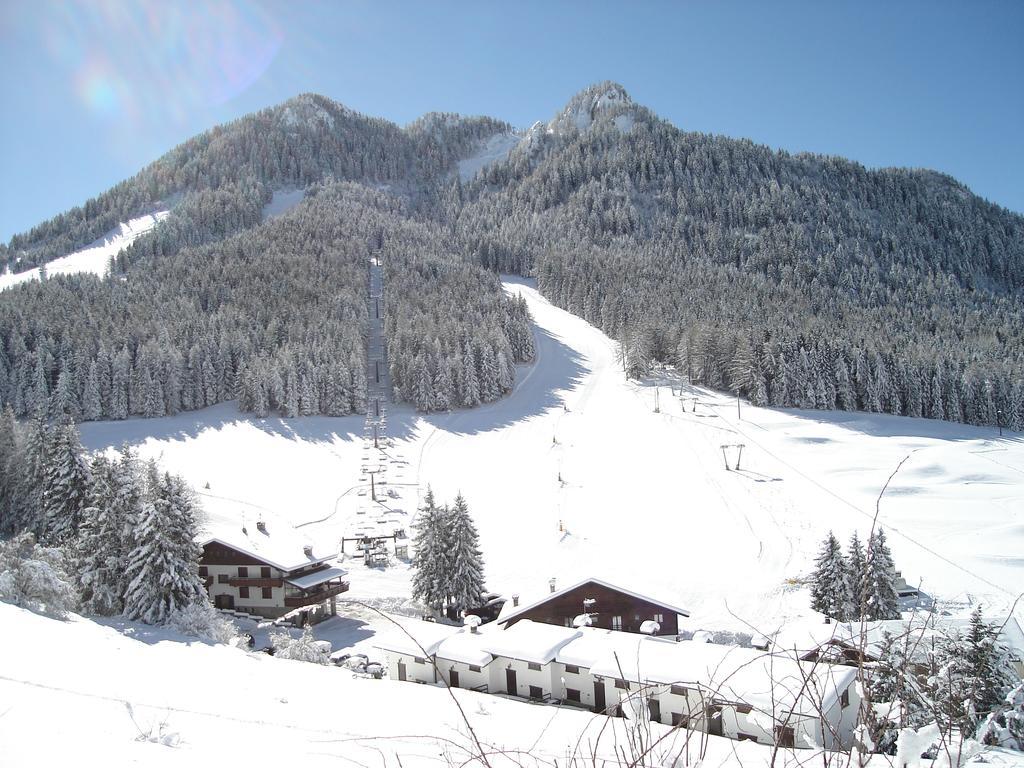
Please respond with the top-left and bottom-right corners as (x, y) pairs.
(382, 618), (862, 750)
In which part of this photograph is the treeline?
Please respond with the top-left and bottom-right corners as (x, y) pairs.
(456, 82), (1024, 430)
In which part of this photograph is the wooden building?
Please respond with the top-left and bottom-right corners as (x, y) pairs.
(496, 578), (690, 636)
(200, 524), (347, 624)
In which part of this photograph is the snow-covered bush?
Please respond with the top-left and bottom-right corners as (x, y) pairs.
(978, 681), (1024, 751)
(270, 626), (330, 664)
(168, 600), (237, 645)
(0, 532), (77, 618)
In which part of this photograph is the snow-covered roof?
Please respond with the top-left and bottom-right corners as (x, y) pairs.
(483, 620), (582, 665)
(374, 621), (463, 658)
(435, 631), (494, 667)
(497, 577), (690, 626)
(198, 493), (338, 572)
(285, 566), (347, 590)
(613, 640), (858, 718)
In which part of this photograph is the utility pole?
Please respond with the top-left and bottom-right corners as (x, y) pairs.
(368, 470), (378, 502)
(654, 387), (660, 413)
(996, 409), (1003, 438)
(736, 390), (741, 421)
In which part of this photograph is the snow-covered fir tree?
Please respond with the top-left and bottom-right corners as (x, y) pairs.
(979, 680), (1024, 751)
(864, 527), (900, 621)
(809, 531), (853, 621)
(445, 493), (486, 615)
(122, 466), (206, 624)
(410, 488), (447, 612)
(40, 419), (91, 545)
(847, 531), (867, 620)
(74, 456), (128, 615)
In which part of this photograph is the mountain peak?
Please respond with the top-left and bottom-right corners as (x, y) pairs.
(549, 81), (635, 136)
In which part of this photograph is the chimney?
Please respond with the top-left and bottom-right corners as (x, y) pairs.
(512, 594), (519, 607)
(303, 545), (313, 557)
(549, 578), (557, 594)
(256, 520), (267, 534)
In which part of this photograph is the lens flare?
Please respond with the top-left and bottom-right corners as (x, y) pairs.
(32, 0), (283, 125)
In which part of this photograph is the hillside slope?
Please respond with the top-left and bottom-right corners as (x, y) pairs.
(79, 277), (1024, 632)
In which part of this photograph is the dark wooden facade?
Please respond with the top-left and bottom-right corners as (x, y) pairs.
(501, 580), (684, 636)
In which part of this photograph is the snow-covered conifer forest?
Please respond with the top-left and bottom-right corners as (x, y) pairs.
(0, 84), (1020, 429)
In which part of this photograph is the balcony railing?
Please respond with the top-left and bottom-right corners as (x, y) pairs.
(227, 577), (283, 588)
(283, 581), (349, 608)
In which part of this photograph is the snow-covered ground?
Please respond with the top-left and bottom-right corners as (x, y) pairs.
(262, 188), (305, 219)
(77, 276), (1023, 637)
(2, 601), (890, 767)
(0, 210), (170, 291)
(457, 133), (523, 182)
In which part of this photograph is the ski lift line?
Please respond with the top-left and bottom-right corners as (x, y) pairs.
(196, 490), (273, 513)
(715, 409), (1015, 598)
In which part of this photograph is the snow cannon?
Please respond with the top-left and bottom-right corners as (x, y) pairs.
(464, 614), (482, 633)
(572, 613), (594, 628)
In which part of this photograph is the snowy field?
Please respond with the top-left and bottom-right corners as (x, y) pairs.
(1, 601), (897, 768)
(0, 210), (170, 291)
(76, 277), (1024, 637)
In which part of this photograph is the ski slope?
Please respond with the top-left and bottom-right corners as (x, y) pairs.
(0, 210), (170, 291)
(78, 277), (1024, 635)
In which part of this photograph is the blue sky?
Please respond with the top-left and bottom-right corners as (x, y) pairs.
(1, 0), (1022, 241)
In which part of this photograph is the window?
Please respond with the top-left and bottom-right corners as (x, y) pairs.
(529, 685), (542, 700)
(611, 615), (622, 631)
(528, 662), (542, 672)
(634, 614), (641, 623)
(239, 586), (250, 599)
(414, 657), (426, 665)
(198, 566), (208, 578)
(775, 726), (795, 748)
(564, 664), (580, 675)
(654, 613), (664, 624)
(564, 617), (572, 627)
(218, 574), (229, 584)
(614, 679), (630, 690)
(670, 685), (688, 697)
(261, 587), (273, 599)
(469, 664), (481, 673)
(840, 688), (850, 709)
(238, 566), (248, 578)
(671, 713), (689, 727)
(566, 688), (581, 702)
(261, 566), (271, 578)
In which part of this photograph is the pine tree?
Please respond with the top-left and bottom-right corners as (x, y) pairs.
(75, 456), (125, 615)
(809, 531), (853, 620)
(445, 493), (486, 615)
(847, 531), (867, 620)
(40, 420), (91, 545)
(410, 488), (447, 612)
(864, 527), (900, 621)
(966, 605), (1015, 718)
(122, 467), (205, 624)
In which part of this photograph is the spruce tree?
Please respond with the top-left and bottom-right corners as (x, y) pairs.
(40, 419), (91, 545)
(122, 467), (205, 624)
(847, 531), (867, 620)
(864, 527), (900, 621)
(809, 531), (853, 621)
(445, 493), (486, 616)
(410, 488), (446, 612)
(75, 456), (125, 615)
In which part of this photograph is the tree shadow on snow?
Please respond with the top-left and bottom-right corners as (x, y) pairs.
(79, 401), (364, 452)
(385, 327), (589, 439)
(777, 407), (1022, 445)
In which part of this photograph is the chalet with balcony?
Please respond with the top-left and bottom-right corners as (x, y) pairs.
(199, 518), (347, 624)
(496, 577), (690, 636)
